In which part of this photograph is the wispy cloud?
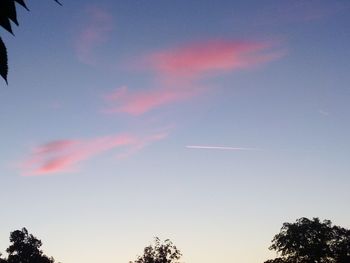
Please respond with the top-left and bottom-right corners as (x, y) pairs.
(319, 109), (330, 116)
(103, 85), (200, 116)
(290, 1), (348, 22)
(147, 39), (284, 80)
(21, 132), (167, 176)
(74, 7), (113, 65)
(254, 1), (349, 26)
(186, 145), (260, 151)
(103, 39), (284, 116)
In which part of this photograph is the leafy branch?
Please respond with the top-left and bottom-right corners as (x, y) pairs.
(0, 0), (62, 83)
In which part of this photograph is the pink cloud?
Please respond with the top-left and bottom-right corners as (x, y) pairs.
(103, 85), (199, 115)
(74, 7), (113, 65)
(102, 39), (283, 116)
(116, 132), (169, 159)
(147, 40), (283, 80)
(48, 101), (63, 110)
(21, 132), (167, 176)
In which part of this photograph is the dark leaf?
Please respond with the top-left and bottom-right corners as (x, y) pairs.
(0, 0), (14, 34)
(14, 0), (29, 11)
(0, 37), (8, 84)
(6, 0), (19, 26)
(53, 0), (63, 6)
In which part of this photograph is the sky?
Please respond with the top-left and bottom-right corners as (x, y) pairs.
(1, 0), (350, 262)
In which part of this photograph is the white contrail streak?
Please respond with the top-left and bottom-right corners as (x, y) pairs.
(186, 145), (259, 151)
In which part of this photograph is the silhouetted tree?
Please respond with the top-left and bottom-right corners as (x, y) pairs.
(264, 217), (350, 263)
(5, 228), (55, 263)
(0, 0), (61, 83)
(130, 237), (182, 263)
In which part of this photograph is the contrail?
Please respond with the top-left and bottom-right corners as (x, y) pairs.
(186, 145), (259, 151)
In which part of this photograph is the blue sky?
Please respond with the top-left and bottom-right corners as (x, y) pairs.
(1, 0), (350, 262)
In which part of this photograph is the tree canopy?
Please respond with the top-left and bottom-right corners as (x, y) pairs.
(129, 237), (182, 263)
(264, 217), (350, 263)
(0, 254), (7, 263)
(1, 228), (56, 263)
(0, 0), (61, 83)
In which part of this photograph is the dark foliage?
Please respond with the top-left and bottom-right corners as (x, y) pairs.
(264, 217), (350, 263)
(2, 228), (56, 263)
(130, 237), (182, 263)
(0, 37), (8, 83)
(0, 0), (61, 83)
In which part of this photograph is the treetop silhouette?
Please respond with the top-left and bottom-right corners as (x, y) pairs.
(129, 237), (182, 263)
(1, 227), (56, 263)
(2, 220), (349, 263)
(264, 217), (350, 263)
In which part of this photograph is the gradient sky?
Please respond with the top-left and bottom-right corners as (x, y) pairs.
(1, 0), (350, 262)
